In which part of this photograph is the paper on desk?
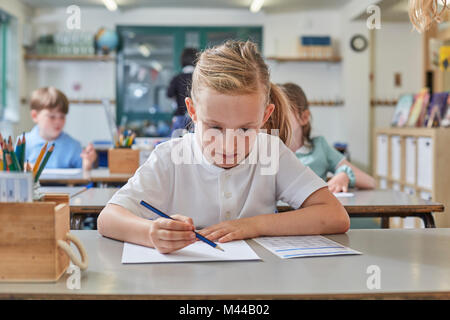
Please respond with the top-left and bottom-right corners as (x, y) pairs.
(333, 192), (354, 198)
(253, 235), (361, 259)
(42, 168), (82, 175)
(121, 240), (261, 264)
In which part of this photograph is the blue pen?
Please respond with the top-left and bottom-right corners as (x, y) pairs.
(140, 200), (224, 252)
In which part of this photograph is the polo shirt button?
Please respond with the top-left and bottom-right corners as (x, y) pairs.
(224, 192), (232, 199)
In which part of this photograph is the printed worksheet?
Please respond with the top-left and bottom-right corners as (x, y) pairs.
(42, 168), (82, 175)
(333, 192), (354, 198)
(122, 240), (261, 264)
(253, 235), (362, 259)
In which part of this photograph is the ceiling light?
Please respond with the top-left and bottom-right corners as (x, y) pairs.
(250, 0), (264, 13)
(102, 0), (118, 11)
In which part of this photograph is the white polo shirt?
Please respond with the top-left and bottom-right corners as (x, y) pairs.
(108, 132), (326, 229)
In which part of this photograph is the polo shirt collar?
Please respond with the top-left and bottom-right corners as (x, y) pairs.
(30, 125), (62, 144)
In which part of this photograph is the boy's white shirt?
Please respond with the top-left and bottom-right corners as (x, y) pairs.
(108, 132), (326, 229)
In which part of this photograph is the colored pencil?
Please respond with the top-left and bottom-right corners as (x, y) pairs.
(2, 140), (7, 171)
(33, 142), (48, 176)
(34, 143), (55, 183)
(4, 152), (12, 171)
(9, 142), (21, 172)
(20, 133), (25, 170)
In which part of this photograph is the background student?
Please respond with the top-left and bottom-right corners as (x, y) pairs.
(98, 40), (350, 254)
(25, 87), (97, 170)
(167, 47), (199, 132)
(279, 82), (376, 193)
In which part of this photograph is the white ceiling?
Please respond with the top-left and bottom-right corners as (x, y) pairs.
(20, 0), (353, 13)
(354, 0), (410, 22)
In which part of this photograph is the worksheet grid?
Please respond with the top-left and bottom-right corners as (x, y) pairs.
(259, 236), (340, 250)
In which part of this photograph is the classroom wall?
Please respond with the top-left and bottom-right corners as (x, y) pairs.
(373, 22), (424, 129)
(264, 9), (371, 170)
(0, 0), (33, 137)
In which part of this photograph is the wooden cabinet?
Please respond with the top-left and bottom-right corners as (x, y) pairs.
(374, 128), (450, 228)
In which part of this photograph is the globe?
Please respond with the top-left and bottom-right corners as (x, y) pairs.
(95, 28), (119, 54)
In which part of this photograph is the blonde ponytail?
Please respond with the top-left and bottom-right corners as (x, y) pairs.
(263, 83), (292, 146)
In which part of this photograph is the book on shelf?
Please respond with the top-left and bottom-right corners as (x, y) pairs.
(407, 88), (430, 127)
(425, 92), (449, 127)
(441, 95), (450, 127)
(391, 94), (414, 127)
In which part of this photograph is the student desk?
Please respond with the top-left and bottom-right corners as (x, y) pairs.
(1, 229), (449, 299)
(88, 169), (132, 186)
(39, 168), (132, 187)
(38, 171), (90, 186)
(40, 186), (87, 198)
(69, 188), (444, 230)
(70, 188), (118, 229)
(279, 190), (444, 228)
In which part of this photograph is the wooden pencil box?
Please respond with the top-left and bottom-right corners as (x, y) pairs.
(108, 148), (140, 174)
(0, 194), (88, 282)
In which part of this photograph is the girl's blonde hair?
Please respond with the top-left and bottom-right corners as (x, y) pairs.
(280, 83), (312, 147)
(409, 0), (448, 33)
(191, 40), (291, 145)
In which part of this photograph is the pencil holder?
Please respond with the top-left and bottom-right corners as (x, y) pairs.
(108, 148), (140, 174)
(0, 194), (88, 282)
(33, 181), (44, 201)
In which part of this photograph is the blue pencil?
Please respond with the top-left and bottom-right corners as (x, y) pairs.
(140, 200), (224, 252)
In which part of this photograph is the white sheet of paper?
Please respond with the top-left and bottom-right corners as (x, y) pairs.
(42, 168), (82, 175)
(333, 192), (354, 198)
(253, 235), (361, 259)
(121, 240), (261, 264)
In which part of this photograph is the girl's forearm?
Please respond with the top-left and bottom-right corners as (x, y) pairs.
(255, 203), (350, 236)
(97, 204), (154, 248)
(355, 172), (376, 189)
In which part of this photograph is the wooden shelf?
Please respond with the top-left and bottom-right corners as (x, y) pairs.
(24, 54), (115, 62)
(309, 100), (344, 107)
(371, 99), (398, 107)
(21, 98), (115, 105)
(437, 27), (450, 41)
(69, 99), (116, 104)
(266, 56), (342, 63)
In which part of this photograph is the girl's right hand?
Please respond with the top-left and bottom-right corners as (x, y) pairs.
(327, 172), (350, 193)
(148, 215), (197, 253)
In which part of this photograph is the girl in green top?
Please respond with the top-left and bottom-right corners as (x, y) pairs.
(279, 83), (376, 193)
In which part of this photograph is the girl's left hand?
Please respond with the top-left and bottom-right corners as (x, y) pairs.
(198, 217), (261, 243)
(327, 172), (349, 193)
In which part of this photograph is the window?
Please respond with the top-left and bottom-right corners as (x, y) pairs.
(116, 26), (263, 137)
(0, 9), (19, 123)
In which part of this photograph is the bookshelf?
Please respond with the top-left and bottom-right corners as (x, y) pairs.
(373, 127), (450, 228)
(24, 54), (115, 62)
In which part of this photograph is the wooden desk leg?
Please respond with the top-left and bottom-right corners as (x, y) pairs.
(71, 214), (83, 230)
(381, 217), (390, 229)
(417, 213), (436, 228)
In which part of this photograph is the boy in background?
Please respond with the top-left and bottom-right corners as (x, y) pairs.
(25, 87), (97, 170)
